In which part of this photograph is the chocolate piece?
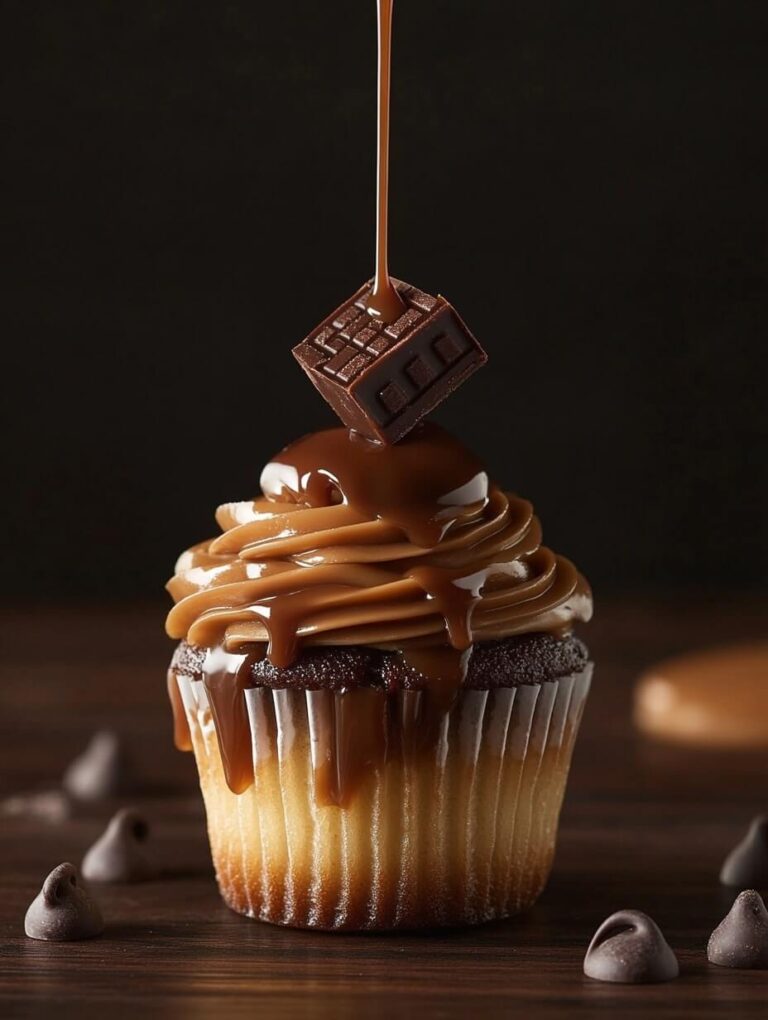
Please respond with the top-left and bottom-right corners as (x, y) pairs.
(24, 863), (104, 941)
(293, 279), (487, 444)
(82, 808), (157, 883)
(2, 789), (71, 823)
(708, 890), (768, 968)
(583, 910), (679, 984)
(720, 816), (768, 888)
(62, 730), (134, 801)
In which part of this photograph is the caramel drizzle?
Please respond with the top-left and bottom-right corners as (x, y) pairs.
(165, 424), (592, 796)
(171, 656), (468, 805)
(166, 669), (192, 752)
(167, 425), (591, 670)
(201, 647), (261, 794)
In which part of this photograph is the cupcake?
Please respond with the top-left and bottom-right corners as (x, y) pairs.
(165, 422), (592, 930)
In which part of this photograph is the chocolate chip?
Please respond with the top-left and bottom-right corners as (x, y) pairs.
(2, 789), (71, 823)
(720, 816), (768, 888)
(583, 910), (679, 984)
(81, 807), (156, 883)
(62, 731), (134, 801)
(708, 890), (768, 969)
(24, 863), (104, 941)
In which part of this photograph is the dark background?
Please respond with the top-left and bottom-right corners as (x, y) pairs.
(2, 0), (766, 601)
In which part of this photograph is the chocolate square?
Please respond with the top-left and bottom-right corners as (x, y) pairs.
(293, 278), (487, 444)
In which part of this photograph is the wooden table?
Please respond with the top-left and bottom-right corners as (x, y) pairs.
(1, 598), (766, 1018)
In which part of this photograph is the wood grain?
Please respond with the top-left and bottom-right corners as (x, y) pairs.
(1, 597), (767, 1018)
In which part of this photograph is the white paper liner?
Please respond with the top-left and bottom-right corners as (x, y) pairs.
(176, 666), (592, 929)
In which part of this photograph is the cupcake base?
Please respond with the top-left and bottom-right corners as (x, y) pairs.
(175, 664), (592, 930)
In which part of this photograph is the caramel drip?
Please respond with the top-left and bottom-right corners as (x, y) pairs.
(201, 647), (260, 794)
(401, 644), (472, 713)
(310, 689), (389, 807)
(259, 422), (488, 548)
(367, 0), (406, 323)
(166, 670), (192, 752)
(407, 565), (482, 648)
(181, 669), (477, 800)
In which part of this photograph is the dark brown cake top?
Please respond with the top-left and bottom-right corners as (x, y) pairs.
(171, 632), (590, 693)
(293, 278), (487, 444)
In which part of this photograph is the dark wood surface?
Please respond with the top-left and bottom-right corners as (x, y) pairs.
(1, 598), (767, 1018)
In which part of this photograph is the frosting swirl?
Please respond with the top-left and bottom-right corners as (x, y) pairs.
(165, 424), (592, 668)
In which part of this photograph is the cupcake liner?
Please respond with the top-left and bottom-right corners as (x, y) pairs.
(176, 664), (592, 930)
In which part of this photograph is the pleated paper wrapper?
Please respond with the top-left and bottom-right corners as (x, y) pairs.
(175, 666), (592, 930)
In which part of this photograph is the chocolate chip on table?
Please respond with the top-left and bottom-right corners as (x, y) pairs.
(62, 730), (134, 801)
(708, 890), (768, 969)
(2, 789), (71, 823)
(24, 863), (104, 941)
(583, 909), (679, 984)
(720, 816), (768, 888)
(81, 807), (157, 883)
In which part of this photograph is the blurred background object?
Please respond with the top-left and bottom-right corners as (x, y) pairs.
(1, 0), (766, 600)
(635, 643), (768, 748)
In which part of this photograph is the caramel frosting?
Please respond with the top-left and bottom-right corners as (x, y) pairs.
(165, 424), (592, 671)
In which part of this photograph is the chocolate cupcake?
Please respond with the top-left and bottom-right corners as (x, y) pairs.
(165, 423), (592, 929)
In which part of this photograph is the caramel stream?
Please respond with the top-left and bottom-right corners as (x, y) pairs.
(367, 0), (406, 322)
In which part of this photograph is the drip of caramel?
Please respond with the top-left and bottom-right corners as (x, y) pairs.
(260, 423), (488, 547)
(401, 644), (472, 714)
(309, 688), (389, 807)
(166, 669), (192, 751)
(407, 565), (483, 648)
(202, 647), (261, 794)
(367, 0), (406, 323)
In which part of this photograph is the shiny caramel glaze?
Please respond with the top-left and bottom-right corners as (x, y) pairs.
(166, 424), (591, 796)
(166, 424), (591, 668)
